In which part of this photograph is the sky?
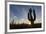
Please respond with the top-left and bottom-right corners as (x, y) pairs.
(10, 4), (42, 24)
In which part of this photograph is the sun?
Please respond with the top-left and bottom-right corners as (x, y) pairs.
(29, 23), (31, 25)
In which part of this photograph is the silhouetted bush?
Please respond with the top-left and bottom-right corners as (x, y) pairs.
(10, 23), (41, 29)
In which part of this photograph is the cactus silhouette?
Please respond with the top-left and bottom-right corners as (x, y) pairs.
(28, 8), (36, 25)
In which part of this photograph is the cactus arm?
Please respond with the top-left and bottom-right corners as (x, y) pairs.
(28, 11), (33, 21)
(33, 9), (36, 21)
(28, 8), (33, 21)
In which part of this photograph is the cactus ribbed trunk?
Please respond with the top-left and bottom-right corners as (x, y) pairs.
(28, 8), (36, 25)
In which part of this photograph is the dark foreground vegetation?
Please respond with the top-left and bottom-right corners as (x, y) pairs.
(10, 23), (41, 29)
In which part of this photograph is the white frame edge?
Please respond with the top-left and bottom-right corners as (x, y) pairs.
(7, 2), (44, 32)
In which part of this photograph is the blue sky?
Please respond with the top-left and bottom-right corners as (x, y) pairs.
(10, 4), (42, 23)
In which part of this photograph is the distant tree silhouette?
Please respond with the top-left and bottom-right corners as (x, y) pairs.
(28, 8), (36, 25)
(12, 19), (14, 24)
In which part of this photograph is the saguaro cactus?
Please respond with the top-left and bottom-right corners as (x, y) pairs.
(28, 8), (36, 25)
